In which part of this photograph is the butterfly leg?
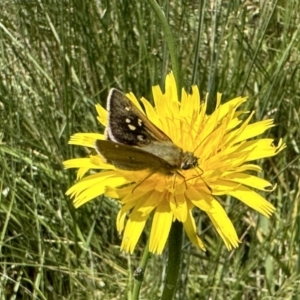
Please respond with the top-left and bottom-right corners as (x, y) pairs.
(131, 171), (156, 193)
(185, 167), (212, 193)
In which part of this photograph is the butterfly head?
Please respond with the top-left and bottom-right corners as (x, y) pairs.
(181, 152), (198, 170)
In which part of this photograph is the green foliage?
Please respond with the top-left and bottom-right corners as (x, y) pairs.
(0, 0), (299, 299)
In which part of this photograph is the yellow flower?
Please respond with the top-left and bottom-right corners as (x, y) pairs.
(64, 72), (286, 254)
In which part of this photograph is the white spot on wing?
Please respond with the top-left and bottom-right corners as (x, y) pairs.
(128, 124), (136, 131)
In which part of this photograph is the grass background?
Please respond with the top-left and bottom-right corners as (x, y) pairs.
(0, 0), (299, 299)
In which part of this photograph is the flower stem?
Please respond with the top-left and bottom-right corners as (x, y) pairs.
(132, 240), (150, 300)
(147, 0), (182, 99)
(161, 221), (182, 300)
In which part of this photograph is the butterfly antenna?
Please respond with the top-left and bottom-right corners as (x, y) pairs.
(197, 168), (212, 193)
(186, 167), (212, 193)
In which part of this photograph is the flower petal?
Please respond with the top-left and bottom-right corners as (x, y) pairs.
(183, 210), (206, 250)
(120, 209), (148, 254)
(96, 104), (108, 126)
(69, 133), (105, 147)
(66, 172), (129, 208)
(149, 201), (173, 254)
(227, 186), (275, 217)
(223, 172), (274, 191)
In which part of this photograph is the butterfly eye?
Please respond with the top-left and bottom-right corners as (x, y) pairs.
(181, 160), (194, 170)
(181, 154), (198, 170)
(181, 163), (191, 170)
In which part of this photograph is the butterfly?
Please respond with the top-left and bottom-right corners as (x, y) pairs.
(95, 88), (198, 175)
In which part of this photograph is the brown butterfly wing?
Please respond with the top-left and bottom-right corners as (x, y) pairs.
(106, 89), (172, 146)
(95, 140), (174, 173)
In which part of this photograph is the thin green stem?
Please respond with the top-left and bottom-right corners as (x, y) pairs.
(147, 0), (182, 99)
(161, 221), (183, 300)
(132, 239), (151, 300)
